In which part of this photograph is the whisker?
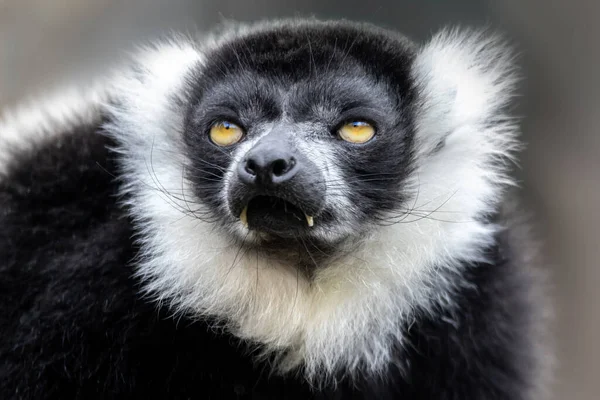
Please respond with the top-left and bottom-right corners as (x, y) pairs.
(186, 156), (229, 172)
(223, 232), (252, 281)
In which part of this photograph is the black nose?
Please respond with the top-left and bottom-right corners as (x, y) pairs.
(238, 135), (299, 186)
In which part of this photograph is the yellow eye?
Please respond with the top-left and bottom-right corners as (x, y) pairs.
(338, 121), (375, 143)
(209, 121), (244, 146)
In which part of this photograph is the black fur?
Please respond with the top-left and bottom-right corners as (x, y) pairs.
(1, 20), (544, 399)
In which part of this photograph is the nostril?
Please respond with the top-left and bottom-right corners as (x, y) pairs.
(245, 159), (258, 176)
(271, 158), (294, 177)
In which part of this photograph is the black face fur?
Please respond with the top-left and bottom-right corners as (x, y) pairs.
(182, 22), (418, 250)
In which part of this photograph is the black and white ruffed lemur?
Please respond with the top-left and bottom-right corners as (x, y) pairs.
(0, 19), (551, 400)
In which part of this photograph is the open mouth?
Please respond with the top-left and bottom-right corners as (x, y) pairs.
(240, 195), (313, 235)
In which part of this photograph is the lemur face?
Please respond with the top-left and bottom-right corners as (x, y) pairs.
(182, 25), (417, 246)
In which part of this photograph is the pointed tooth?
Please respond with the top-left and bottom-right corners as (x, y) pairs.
(306, 215), (314, 227)
(240, 206), (248, 227)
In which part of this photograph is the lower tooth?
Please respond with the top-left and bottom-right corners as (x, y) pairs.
(306, 215), (314, 227)
(240, 206), (248, 227)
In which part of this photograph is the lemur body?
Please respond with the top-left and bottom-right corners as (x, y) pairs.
(0, 20), (550, 399)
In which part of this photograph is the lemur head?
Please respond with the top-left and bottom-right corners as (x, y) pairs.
(183, 22), (417, 254)
(107, 19), (518, 381)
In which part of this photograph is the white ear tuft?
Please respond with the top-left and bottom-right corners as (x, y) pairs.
(412, 28), (520, 159)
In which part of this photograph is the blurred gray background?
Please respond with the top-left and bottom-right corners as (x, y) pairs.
(1, 1), (598, 398)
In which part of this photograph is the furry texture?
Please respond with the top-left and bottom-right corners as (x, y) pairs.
(0, 86), (108, 177)
(0, 19), (550, 399)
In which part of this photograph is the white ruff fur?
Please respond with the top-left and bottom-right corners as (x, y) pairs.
(99, 28), (519, 382)
(0, 86), (107, 178)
